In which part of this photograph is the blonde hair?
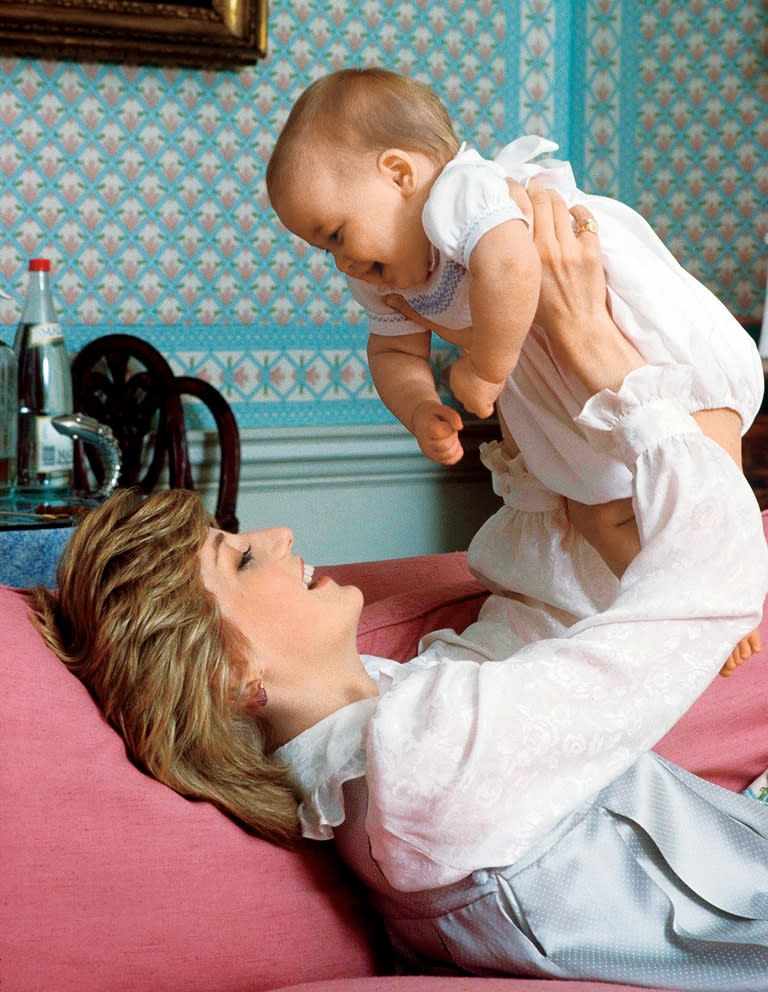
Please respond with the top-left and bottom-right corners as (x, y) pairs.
(266, 66), (460, 205)
(33, 489), (300, 845)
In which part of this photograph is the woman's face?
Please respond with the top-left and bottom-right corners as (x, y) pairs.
(198, 526), (365, 703)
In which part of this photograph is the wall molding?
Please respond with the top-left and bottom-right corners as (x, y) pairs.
(186, 420), (503, 563)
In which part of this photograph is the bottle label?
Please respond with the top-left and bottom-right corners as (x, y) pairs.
(28, 322), (63, 346)
(35, 415), (73, 473)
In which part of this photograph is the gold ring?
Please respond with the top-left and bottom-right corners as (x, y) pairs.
(575, 218), (599, 235)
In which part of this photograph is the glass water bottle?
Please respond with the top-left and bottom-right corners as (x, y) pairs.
(14, 258), (74, 493)
(0, 339), (17, 498)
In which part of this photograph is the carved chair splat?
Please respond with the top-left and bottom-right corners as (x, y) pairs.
(71, 333), (240, 532)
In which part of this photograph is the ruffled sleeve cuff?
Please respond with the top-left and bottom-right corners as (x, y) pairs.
(273, 657), (407, 841)
(274, 695), (379, 840)
(575, 365), (701, 467)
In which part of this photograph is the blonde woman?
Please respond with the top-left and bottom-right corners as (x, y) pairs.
(36, 190), (768, 990)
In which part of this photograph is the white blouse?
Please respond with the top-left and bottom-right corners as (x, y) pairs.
(276, 366), (768, 893)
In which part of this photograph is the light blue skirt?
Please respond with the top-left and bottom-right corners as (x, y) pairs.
(375, 752), (768, 990)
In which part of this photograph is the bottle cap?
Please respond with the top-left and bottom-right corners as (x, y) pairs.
(29, 258), (51, 271)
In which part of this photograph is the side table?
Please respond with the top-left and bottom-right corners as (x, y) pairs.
(0, 496), (95, 588)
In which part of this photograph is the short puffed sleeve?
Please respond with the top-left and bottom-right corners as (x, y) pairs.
(422, 147), (529, 269)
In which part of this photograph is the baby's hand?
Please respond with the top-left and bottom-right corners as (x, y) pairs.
(412, 401), (464, 465)
(449, 355), (504, 419)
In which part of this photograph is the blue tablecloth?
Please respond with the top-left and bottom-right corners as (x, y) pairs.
(0, 525), (72, 587)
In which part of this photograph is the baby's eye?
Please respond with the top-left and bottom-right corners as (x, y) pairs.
(237, 546), (253, 571)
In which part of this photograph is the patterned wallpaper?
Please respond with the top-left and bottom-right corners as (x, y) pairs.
(0, 0), (765, 429)
(634, 1), (767, 317)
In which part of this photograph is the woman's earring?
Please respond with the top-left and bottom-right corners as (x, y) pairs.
(253, 677), (268, 708)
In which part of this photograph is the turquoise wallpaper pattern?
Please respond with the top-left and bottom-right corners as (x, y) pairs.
(0, 0), (765, 428)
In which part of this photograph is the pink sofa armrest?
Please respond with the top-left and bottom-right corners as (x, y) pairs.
(323, 551), (488, 662)
(321, 551), (479, 604)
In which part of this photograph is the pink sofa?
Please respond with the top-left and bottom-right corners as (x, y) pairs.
(4, 519), (768, 992)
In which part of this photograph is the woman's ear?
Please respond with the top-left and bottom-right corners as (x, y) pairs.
(377, 149), (418, 195)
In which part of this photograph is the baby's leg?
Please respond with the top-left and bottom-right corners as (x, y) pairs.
(564, 497), (639, 579)
(567, 406), (758, 675)
(692, 407), (743, 469)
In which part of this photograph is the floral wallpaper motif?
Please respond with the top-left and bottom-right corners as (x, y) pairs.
(634, 0), (767, 317)
(0, 0), (764, 428)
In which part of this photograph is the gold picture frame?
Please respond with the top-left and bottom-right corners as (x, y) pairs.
(0, 0), (268, 67)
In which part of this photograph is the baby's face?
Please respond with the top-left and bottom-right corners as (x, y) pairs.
(273, 147), (436, 291)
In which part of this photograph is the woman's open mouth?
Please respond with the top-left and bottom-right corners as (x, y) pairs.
(303, 563), (316, 590)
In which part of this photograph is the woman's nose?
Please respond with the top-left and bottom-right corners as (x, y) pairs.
(252, 526), (294, 557)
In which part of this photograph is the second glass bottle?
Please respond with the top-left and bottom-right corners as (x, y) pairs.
(15, 258), (74, 493)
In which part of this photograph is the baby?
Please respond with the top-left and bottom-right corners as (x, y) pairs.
(266, 67), (764, 673)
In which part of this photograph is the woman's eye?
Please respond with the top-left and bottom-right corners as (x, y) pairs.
(237, 546), (253, 571)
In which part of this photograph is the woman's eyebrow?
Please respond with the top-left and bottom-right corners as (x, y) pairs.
(213, 531), (225, 563)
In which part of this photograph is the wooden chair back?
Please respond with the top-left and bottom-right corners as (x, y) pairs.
(71, 333), (240, 532)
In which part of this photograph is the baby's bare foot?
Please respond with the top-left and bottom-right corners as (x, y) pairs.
(719, 628), (762, 677)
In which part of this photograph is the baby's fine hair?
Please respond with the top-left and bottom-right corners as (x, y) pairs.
(267, 66), (460, 202)
(33, 488), (300, 845)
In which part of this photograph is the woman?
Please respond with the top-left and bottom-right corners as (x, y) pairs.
(35, 187), (768, 990)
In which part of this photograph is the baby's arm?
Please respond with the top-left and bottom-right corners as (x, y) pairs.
(450, 219), (541, 418)
(367, 331), (464, 465)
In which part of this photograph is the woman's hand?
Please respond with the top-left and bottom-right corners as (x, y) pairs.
(527, 178), (607, 334)
(384, 178), (644, 399)
(382, 294), (473, 351)
(527, 178), (645, 394)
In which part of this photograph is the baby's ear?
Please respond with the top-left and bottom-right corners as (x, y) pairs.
(377, 149), (417, 194)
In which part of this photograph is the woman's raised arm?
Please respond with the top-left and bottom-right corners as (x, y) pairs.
(362, 185), (768, 892)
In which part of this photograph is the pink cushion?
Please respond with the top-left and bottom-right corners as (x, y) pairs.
(0, 583), (382, 992)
